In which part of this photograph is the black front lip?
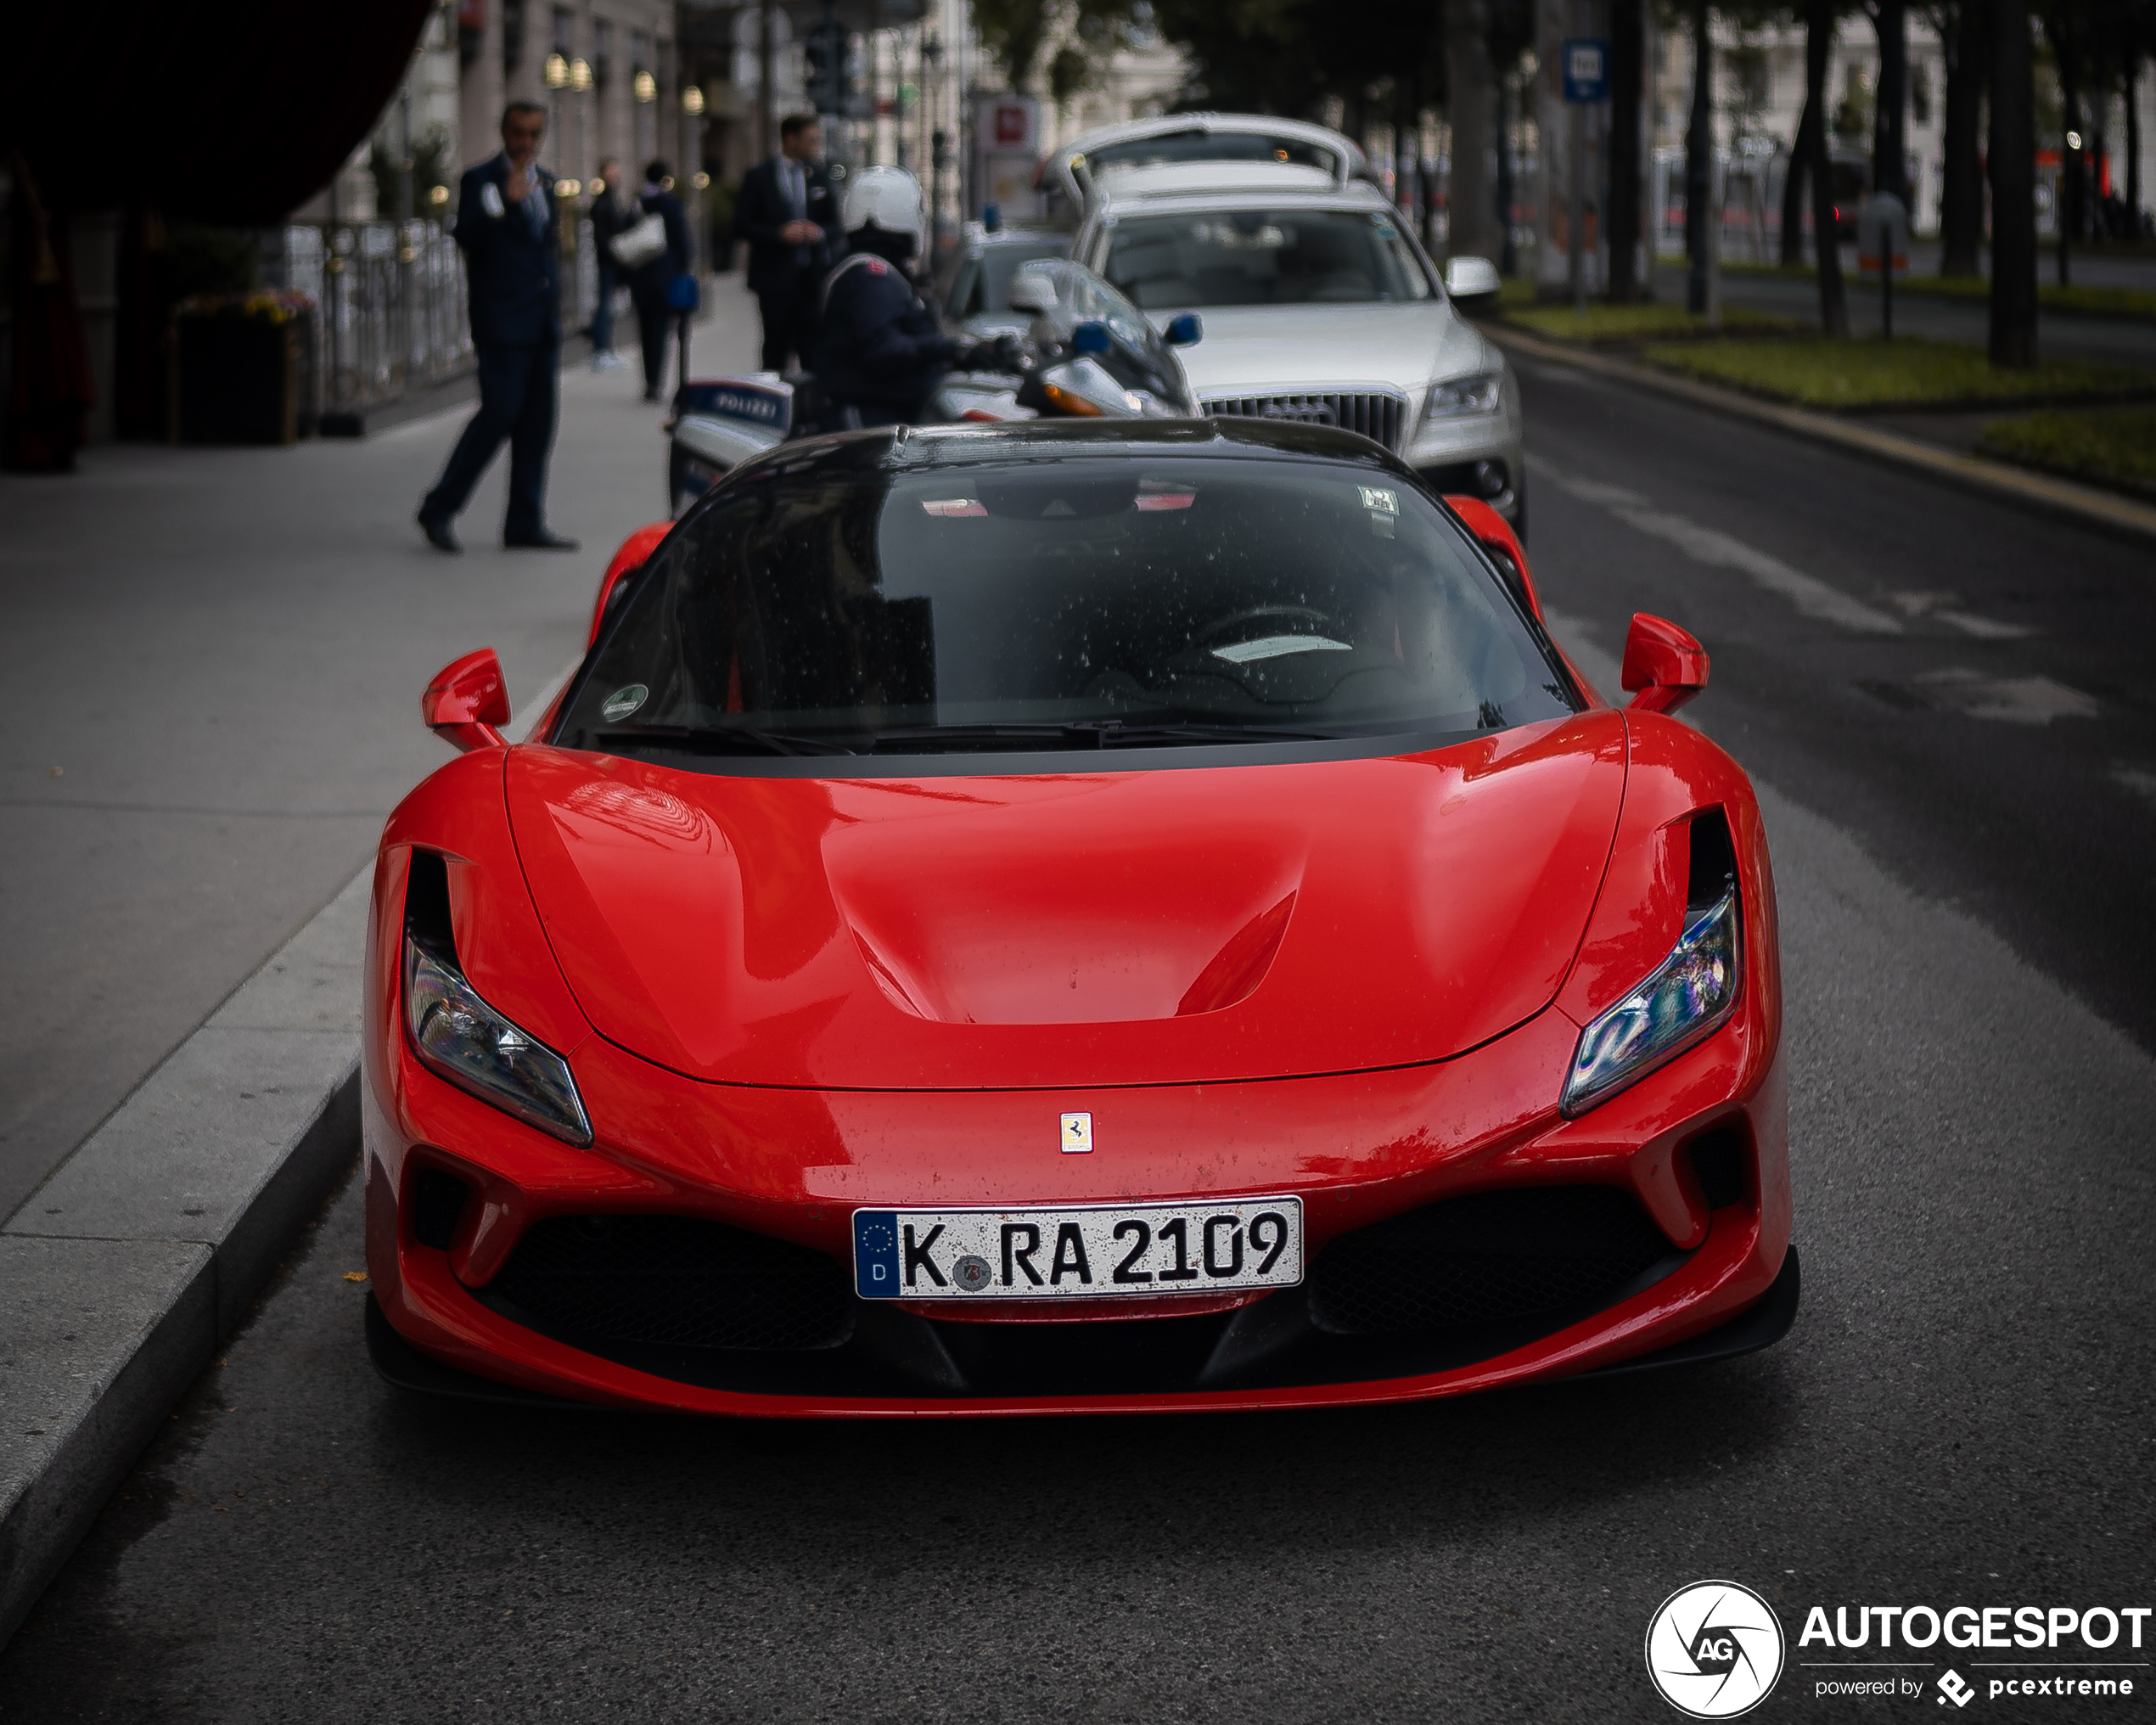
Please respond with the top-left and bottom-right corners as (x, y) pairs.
(368, 1244), (1799, 1408)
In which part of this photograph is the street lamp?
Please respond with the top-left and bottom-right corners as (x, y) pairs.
(634, 68), (657, 102)
(682, 83), (705, 115)
(570, 56), (592, 91)
(544, 51), (569, 87)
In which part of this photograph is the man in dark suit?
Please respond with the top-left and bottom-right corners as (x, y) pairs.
(626, 160), (695, 402)
(417, 101), (578, 553)
(733, 114), (843, 372)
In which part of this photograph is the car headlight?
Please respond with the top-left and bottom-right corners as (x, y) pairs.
(1424, 372), (1503, 419)
(1560, 886), (1741, 1117)
(404, 936), (592, 1145)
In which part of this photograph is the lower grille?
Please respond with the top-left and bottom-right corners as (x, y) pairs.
(488, 1215), (856, 1352)
(1308, 1185), (1676, 1336)
(1204, 391), (1406, 450)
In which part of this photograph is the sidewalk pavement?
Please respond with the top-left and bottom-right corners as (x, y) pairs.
(0, 279), (758, 1225)
(0, 279), (763, 1643)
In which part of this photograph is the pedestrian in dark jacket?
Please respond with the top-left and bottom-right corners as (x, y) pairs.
(734, 115), (843, 372)
(586, 157), (631, 371)
(418, 101), (577, 553)
(628, 160), (695, 402)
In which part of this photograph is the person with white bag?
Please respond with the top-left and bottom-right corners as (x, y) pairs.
(615, 161), (693, 402)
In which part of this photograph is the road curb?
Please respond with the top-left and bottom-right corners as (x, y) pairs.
(0, 867), (369, 1649)
(1485, 323), (2156, 547)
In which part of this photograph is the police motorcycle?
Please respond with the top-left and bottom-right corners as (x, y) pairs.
(665, 255), (1203, 516)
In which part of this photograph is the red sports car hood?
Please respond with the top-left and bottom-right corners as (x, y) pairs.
(504, 713), (1626, 1089)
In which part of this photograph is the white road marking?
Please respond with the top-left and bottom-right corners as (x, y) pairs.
(2114, 763), (2156, 807)
(1886, 591), (2035, 640)
(1540, 462), (1905, 635)
(1939, 610), (2035, 641)
(1912, 669), (2098, 723)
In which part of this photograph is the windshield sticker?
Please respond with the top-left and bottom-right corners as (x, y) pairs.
(599, 684), (649, 722)
(1135, 480), (1197, 512)
(1359, 486), (1398, 514)
(920, 498), (988, 518)
(1213, 635), (1354, 664)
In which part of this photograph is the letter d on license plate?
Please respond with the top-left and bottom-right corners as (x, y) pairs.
(851, 1199), (1302, 1300)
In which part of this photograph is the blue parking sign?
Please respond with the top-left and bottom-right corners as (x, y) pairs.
(1562, 39), (1609, 103)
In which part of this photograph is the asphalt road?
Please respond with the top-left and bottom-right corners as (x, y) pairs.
(3, 362), (2152, 1722)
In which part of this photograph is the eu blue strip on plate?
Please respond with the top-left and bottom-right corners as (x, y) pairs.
(854, 1211), (900, 1298)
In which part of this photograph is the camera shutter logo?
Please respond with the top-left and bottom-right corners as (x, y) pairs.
(1645, 1580), (1786, 1718)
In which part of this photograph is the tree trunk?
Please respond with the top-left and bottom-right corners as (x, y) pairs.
(1686, 0), (1713, 310)
(2053, 10), (2080, 286)
(1496, 76), (1520, 274)
(1872, 0), (1911, 202)
(2129, 54), (2143, 233)
(1608, 0), (1643, 298)
(1783, 86), (1818, 266)
(1939, 0), (1987, 275)
(1989, 0), (2038, 364)
(1805, 0), (1850, 334)
(1446, 0), (1500, 260)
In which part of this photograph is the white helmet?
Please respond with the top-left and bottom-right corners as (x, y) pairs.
(842, 166), (927, 251)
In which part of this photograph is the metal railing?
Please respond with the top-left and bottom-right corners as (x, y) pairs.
(267, 217), (604, 422)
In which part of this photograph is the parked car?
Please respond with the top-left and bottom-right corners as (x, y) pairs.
(1039, 113), (1378, 226)
(1070, 155), (1527, 534)
(368, 417), (1794, 1415)
(933, 221), (1070, 341)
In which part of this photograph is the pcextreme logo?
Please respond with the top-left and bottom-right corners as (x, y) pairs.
(1647, 1580), (1788, 1718)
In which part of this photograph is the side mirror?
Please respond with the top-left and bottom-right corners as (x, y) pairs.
(590, 520), (671, 648)
(1006, 272), (1058, 315)
(1163, 312), (1203, 347)
(1070, 320), (1111, 356)
(422, 649), (512, 752)
(1445, 494), (1541, 620)
(1443, 255), (1503, 303)
(1620, 614), (1710, 715)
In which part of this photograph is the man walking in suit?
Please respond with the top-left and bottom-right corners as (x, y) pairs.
(734, 115), (843, 373)
(417, 101), (579, 553)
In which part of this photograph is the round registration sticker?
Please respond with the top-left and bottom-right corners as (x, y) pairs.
(599, 684), (648, 722)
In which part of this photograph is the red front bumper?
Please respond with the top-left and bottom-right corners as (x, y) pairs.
(363, 949), (1793, 1417)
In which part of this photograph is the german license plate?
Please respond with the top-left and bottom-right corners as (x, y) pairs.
(851, 1198), (1303, 1301)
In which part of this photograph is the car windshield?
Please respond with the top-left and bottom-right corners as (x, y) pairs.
(553, 448), (1575, 764)
(1083, 132), (1339, 178)
(1103, 209), (1435, 310)
(943, 239), (1066, 318)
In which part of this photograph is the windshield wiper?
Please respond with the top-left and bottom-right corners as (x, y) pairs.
(860, 720), (1338, 751)
(594, 725), (859, 756)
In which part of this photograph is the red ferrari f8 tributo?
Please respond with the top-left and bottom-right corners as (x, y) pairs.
(364, 417), (1795, 1416)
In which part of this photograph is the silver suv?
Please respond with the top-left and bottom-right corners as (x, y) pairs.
(1070, 155), (1524, 534)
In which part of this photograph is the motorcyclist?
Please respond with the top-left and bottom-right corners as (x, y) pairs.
(816, 167), (1001, 428)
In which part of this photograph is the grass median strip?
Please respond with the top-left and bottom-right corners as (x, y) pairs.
(1502, 300), (1799, 343)
(1975, 406), (2156, 499)
(1642, 334), (2156, 410)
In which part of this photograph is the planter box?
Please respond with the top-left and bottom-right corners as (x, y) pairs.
(170, 313), (300, 446)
